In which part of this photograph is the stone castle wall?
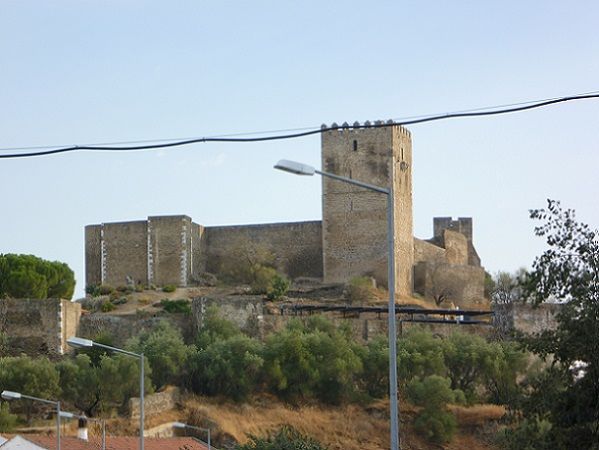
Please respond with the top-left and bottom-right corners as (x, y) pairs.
(321, 124), (413, 296)
(103, 221), (148, 287)
(0, 298), (80, 356)
(203, 221), (323, 279)
(78, 312), (193, 347)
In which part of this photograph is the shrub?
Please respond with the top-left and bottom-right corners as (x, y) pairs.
(135, 283), (144, 292)
(442, 331), (499, 401)
(101, 301), (115, 312)
(250, 265), (277, 294)
(188, 334), (263, 401)
(160, 299), (191, 314)
(127, 320), (193, 390)
(497, 418), (553, 450)
(346, 276), (377, 304)
(0, 402), (17, 432)
(86, 284), (101, 297)
(397, 329), (447, 386)
(196, 306), (242, 350)
(112, 297), (128, 305)
(359, 336), (389, 398)
(263, 317), (363, 404)
(407, 375), (460, 444)
(99, 284), (115, 295)
(162, 284), (177, 293)
(266, 274), (289, 300)
(0, 356), (60, 423)
(236, 426), (328, 450)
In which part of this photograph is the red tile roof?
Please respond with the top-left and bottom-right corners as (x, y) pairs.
(16, 435), (208, 450)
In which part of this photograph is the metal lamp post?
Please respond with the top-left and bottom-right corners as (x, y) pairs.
(274, 159), (401, 450)
(2, 390), (61, 450)
(67, 337), (145, 450)
(59, 411), (106, 450)
(173, 422), (211, 450)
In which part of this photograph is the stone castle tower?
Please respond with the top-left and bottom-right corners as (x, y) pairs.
(321, 123), (413, 297)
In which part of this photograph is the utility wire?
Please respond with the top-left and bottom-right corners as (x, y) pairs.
(1, 92), (598, 159)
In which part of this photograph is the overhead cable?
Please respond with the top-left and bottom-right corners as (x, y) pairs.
(1, 92), (598, 159)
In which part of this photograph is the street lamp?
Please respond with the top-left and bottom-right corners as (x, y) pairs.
(274, 159), (401, 450)
(2, 390), (61, 450)
(173, 422), (211, 450)
(67, 337), (145, 450)
(59, 411), (106, 450)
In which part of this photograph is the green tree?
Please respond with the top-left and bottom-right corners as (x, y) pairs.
(442, 331), (496, 401)
(483, 341), (527, 405)
(127, 320), (193, 390)
(0, 402), (17, 432)
(97, 354), (153, 412)
(263, 317), (363, 404)
(0, 356), (60, 422)
(509, 200), (599, 449)
(56, 354), (101, 417)
(188, 334), (263, 401)
(0, 254), (75, 300)
(75, 331), (114, 367)
(358, 336), (389, 398)
(236, 426), (328, 450)
(195, 306), (242, 350)
(406, 375), (461, 444)
(397, 329), (447, 386)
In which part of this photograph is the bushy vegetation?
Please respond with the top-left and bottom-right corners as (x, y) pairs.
(236, 426), (328, 450)
(187, 307), (263, 401)
(263, 317), (362, 404)
(346, 276), (379, 304)
(0, 253), (75, 300)
(162, 284), (177, 293)
(127, 320), (192, 390)
(407, 375), (463, 443)
(0, 402), (17, 432)
(266, 274), (289, 300)
(0, 356), (60, 422)
(160, 298), (192, 314)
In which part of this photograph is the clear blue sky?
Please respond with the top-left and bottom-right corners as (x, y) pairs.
(1, 1), (598, 299)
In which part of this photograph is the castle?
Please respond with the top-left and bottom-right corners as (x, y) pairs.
(85, 123), (485, 307)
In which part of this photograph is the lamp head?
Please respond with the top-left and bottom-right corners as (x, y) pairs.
(172, 422), (187, 429)
(274, 159), (315, 176)
(67, 337), (94, 348)
(59, 411), (76, 419)
(1, 390), (21, 400)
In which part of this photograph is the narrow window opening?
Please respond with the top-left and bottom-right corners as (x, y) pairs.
(353, 140), (358, 151)
(401, 148), (404, 159)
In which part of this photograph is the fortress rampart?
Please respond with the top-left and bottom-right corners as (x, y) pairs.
(85, 123), (485, 307)
(0, 298), (80, 356)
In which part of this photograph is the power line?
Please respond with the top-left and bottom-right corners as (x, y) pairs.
(1, 92), (598, 159)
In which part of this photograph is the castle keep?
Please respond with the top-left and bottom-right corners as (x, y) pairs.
(86, 123), (485, 306)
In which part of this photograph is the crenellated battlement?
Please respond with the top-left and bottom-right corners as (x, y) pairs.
(320, 120), (411, 137)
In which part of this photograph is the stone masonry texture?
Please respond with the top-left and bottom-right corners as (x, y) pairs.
(321, 124), (413, 297)
(0, 298), (80, 356)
